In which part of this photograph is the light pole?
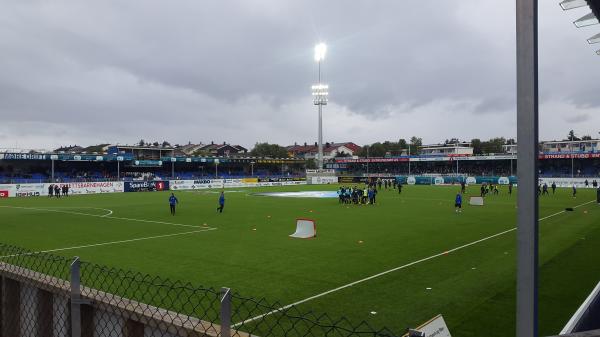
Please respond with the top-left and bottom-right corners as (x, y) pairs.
(408, 144), (411, 176)
(366, 146), (370, 176)
(250, 161), (255, 177)
(455, 142), (459, 175)
(312, 43), (328, 171)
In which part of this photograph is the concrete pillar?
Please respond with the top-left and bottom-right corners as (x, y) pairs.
(2, 278), (21, 337)
(125, 319), (144, 337)
(81, 305), (94, 337)
(37, 289), (53, 337)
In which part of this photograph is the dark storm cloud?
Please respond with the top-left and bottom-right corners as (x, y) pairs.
(0, 0), (599, 149)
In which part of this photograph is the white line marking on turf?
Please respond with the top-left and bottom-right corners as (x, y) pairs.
(0, 205), (206, 229)
(233, 199), (596, 327)
(0, 228), (217, 259)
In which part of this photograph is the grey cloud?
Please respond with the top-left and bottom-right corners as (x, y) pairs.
(564, 113), (591, 123)
(0, 0), (599, 150)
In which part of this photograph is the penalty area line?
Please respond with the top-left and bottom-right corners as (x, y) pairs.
(233, 199), (596, 327)
(0, 228), (217, 259)
(0, 205), (207, 229)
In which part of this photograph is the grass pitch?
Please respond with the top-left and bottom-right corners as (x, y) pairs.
(0, 184), (599, 336)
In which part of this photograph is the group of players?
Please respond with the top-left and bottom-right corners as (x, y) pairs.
(47, 184), (69, 197)
(337, 178), (403, 206)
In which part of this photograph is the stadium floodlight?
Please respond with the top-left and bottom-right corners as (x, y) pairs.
(588, 32), (600, 44)
(574, 12), (599, 28)
(311, 84), (329, 105)
(312, 42), (329, 170)
(559, 0), (587, 10)
(314, 43), (327, 62)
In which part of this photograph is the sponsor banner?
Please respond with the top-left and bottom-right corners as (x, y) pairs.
(306, 169), (335, 174)
(44, 182), (124, 195)
(338, 176), (368, 184)
(124, 181), (169, 192)
(170, 179), (223, 190)
(396, 176), (517, 186)
(0, 183), (45, 197)
(0, 153), (48, 160)
(539, 153), (600, 160)
(402, 314), (451, 337)
(310, 176), (338, 185)
(169, 179), (308, 190)
(539, 177), (600, 188)
(0, 181), (125, 197)
(335, 158), (409, 163)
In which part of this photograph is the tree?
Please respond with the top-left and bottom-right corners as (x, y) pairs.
(471, 139), (482, 155)
(138, 139), (145, 146)
(162, 141), (171, 147)
(409, 136), (422, 155)
(152, 141), (159, 147)
(567, 130), (580, 141)
(581, 135), (592, 140)
(250, 143), (289, 158)
(368, 143), (386, 157)
(398, 139), (408, 152)
(480, 137), (506, 154)
(335, 151), (350, 158)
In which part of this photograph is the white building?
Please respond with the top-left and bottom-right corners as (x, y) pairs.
(419, 143), (473, 156)
(541, 139), (600, 153)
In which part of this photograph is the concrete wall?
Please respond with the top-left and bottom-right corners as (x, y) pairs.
(0, 263), (248, 337)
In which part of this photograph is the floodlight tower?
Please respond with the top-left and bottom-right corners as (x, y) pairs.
(312, 43), (328, 170)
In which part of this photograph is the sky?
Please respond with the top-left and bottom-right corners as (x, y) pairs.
(0, 0), (599, 151)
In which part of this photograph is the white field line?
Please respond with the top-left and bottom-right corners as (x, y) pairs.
(0, 205), (206, 229)
(0, 228), (217, 259)
(233, 199), (597, 327)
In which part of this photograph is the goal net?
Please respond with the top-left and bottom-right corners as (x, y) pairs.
(290, 218), (317, 239)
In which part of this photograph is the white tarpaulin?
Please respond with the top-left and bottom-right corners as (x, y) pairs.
(289, 218), (316, 239)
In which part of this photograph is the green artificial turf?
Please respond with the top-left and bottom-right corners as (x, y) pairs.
(0, 184), (598, 336)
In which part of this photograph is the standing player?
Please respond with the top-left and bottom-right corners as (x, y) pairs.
(509, 182), (513, 195)
(460, 181), (466, 194)
(398, 182), (402, 194)
(542, 183), (549, 196)
(48, 184), (54, 198)
(572, 184), (577, 198)
(455, 192), (462, 213)
(551, 182), (556, 194)
(217, 191), (225, 213)
(168, 193), (178, 216)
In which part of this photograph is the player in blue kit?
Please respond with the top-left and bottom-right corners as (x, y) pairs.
(169, 193), (178, 216)
(217, 191), (225, 213)
(455, 192), (463, 213)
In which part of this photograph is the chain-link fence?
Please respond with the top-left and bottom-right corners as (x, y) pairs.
(0, 243), (400, 337)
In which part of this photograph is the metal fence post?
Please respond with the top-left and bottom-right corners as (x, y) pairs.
(220, 287), (231, 337)
(70, 257), (81, 337)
